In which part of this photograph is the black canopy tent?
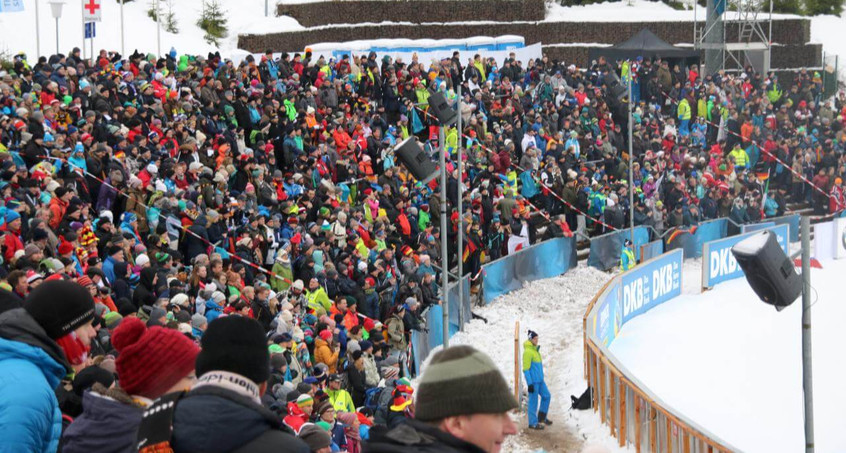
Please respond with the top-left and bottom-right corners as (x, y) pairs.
(588, 28), (700, 64)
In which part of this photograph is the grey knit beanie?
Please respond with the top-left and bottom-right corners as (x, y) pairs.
(415, 345), (518, 421)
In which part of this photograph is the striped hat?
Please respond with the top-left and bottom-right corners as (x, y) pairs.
(414, 345), (518, 421)
(296, 394), (314, 408)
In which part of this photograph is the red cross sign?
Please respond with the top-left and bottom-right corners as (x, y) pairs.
(83, 0), (101, 22)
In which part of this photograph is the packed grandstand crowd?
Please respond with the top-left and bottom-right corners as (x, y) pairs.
(0, 43), (844, 452)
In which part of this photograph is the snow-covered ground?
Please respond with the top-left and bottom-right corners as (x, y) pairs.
(610, 256), (846, 453)
(0, 0), (303, 61)
(439, 265), (631, 453)
(1, 0), (843, 81)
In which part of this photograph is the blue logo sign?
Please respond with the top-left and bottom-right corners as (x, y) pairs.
(703, 224), (789, 288)
(620, 249), (683, 325)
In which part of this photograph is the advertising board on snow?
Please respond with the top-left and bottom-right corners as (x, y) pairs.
(592, 249), (683, 347)
(620, 248), (683, 324)
(701, 224), (789, 289)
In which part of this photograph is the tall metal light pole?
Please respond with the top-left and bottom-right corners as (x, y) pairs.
(456, 85), (464, 331)
(155, 0), (161, 57)
(35, 0), (41, 59)
(800, 216), (814, 453)
(439, 125), (449, 348)
(627, 67), (635, 248)
(48, 0), (65, 55)
(120, 0), (125, 56)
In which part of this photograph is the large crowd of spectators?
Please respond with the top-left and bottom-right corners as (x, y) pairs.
(0, 41), (843, 451)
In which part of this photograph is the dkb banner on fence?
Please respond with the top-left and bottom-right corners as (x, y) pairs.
(640, 240), (664, 262)
(619, 249), (683, 325)
(663, 218), (728, 259)
(701, 224), (789, 289)
(446, 276), (472, 336)
(768, 214), (799, 242)
(742, 222), (774, 233)
(590, 249), (683, 348)
(592, 280), (622, 347)
(587, 227), (650, 271)
(483, 236), (578, 304)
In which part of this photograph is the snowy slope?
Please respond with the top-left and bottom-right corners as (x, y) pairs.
(0, 0), (842, 82)
(442, 266), (631, 453)
(610, 257), (846, 453)
(0, 0), (303, 61)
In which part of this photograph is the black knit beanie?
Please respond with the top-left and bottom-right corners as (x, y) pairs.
(25, 280), (95, 340)
(415, 345), (518, 421)
(195, 316), (270, 385)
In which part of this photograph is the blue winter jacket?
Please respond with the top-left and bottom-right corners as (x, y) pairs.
(205, 299), (223, 323)
(0, 308), (70, 453)
(522, 340), (544, 386)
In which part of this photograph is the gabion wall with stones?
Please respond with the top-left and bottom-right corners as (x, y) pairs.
(239, 19), (811, 53)
(277, 0), (545, 27)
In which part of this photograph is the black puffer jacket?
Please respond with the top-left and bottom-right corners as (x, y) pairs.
(171, 385), (308, 453)
(364, 419), (486, 453)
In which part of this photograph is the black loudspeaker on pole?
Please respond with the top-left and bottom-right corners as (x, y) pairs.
(393, 137), (439, 183)
(427, 91), (458, 126)
(731, 230), (802, 310)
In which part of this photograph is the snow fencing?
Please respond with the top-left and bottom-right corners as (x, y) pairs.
(583, 249), (739, 452)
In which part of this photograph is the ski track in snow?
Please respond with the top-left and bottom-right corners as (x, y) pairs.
(440, 265), (632, 453)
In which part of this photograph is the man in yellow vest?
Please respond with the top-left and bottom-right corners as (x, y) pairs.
(620, 239), (636, 271)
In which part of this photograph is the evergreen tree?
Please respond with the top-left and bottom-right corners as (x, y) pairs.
(766, 0), (802, 14)
(147, 1), (178, 33)
(197, 0), (229, 46)
(805, 0), (843, 15)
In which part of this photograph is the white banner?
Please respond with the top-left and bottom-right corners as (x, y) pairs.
(814, 220), (835, 260)
(834, 217), (846, 260)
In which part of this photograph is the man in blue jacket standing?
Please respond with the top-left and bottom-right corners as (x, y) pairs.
(523, 329), (552, 430)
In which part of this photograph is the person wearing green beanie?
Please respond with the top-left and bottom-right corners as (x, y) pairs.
(366, 345), (518, 453)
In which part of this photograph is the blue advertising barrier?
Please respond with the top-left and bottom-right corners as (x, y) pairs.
(589, 249), (683, 348)
(742, 222), (774, 233)
(701, 224), (790, 289)
(619, 249), (683, 325)
(591, 280), (622, 347)
(768, 214), (799, 242)
(412, 236), (577, 372)
(587, 227), (651, 271)
(663, 218), (728, 259)
(483, 236), (578, 304)
(640, 240), (664, 262)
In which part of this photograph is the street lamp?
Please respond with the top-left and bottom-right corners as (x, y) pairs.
(48, 0), (65, 55)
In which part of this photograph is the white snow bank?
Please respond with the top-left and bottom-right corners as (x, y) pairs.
(0, 0), (304, 61)
(438, 265), (631, 452)
(610, 257), (846, 453)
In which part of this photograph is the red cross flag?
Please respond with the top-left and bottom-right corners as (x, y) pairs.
(82, 0), (101, 22)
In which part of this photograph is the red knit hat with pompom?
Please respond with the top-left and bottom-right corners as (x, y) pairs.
(112, 317), (199, 398)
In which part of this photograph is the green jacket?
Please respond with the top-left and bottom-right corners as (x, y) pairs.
(270, 262), (293, 293)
